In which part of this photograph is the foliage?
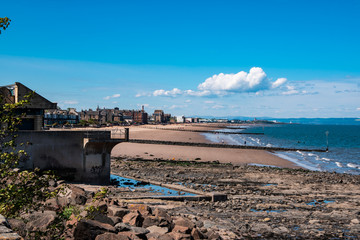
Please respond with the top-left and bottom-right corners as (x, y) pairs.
(0, 94), (59, 218)
(0, 17), (11, 34)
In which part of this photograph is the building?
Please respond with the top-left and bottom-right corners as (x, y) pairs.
(0, 82), (57, 130)
(44, 108), (79, 126)
(79, 107), (148, 125)
(176, 115), (185, 123)
(153, 110), (165, 123)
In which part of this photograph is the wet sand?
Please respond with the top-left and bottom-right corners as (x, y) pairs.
(111, 124), (301, 169)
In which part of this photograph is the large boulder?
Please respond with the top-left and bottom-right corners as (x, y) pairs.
(95, 232), (131, 240)
(128, 204), (152, 216)
(73, 219), (116, 240)
(23, 210), (57, 232)
(173, 217), (195, 230)
(69, 185), (88, 205)
(122, 211), (143, 227)
(108, 206), (130, 218)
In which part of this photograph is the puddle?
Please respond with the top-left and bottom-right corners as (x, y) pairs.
(293, 226), (300, 231)
(111, 175), (196, 197)
(306, 200), (335, 206)
(250, 209), (287, 213)
(263, 183), (278, 186)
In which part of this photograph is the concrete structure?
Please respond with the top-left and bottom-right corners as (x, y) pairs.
(0, 82), (57, 130)
(1, 82), (130, 185)
(17, 130), (128, 184)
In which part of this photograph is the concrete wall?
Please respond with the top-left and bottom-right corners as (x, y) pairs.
(16, 131), (122, 184)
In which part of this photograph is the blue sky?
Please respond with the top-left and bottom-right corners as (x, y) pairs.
(1, 0), (359, 118)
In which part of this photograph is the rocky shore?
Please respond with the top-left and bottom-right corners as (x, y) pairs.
(110, 157), (360, 239)
(2, 156), (360, 239)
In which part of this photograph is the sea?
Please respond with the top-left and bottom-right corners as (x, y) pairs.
(203, 118), (360, 175)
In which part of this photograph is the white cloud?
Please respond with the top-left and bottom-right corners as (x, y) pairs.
(104, 93), (121, 100)
(152, 67), (287, 98)
(357, 107), (360, 111)
(185, 99), (191, 103)
(198, 67), (286, 93)
(184, 90), (211, 97)
(272, 78), (287, 88)
(212, 104), (225, 109)
(204, 100), (214, 104)
(153, 88), (183, 97)
(135, 92), (151, 97)
(282, 86), (299, 95)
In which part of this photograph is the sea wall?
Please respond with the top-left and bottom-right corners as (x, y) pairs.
(16, 130), (121, 184)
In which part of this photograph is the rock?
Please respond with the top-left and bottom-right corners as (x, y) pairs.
(95, 232), (130, 240)
(57, 196), (70, 208)
(147, 225), (168, 235)
(351, 218), (360, 224)
(70, 185), (88, 205)
(191, 228), (205, 240)
(142, 216), (161, 228)
(0, 232), (22, 240)
(168, 232), (192, 240)
(172, 225), (191, 234)
(109, 216), (122, 225)
(129, 226), (150, 236)
(173, 217), (195, 230)
(263, 217), (271, 222)
(0, 225), (12, 233)
(117, 231), (142, 240)
(251, 223), (272, 233)
(146, 232), (163, 240)
(24, 210), (57, 232)
(154, 208), (172, 222)
(8, 218), (26, 237)
(44, 198), (61, 211)
(128, 204), (152, 216)
(108, 206), (130, 218)
(73, 219), (116, 240)
(156, 234), (175, 240)
(273, 226), (290, 234)
(309, 219), (320, 224)
(114, 223), (132, 232)
(206, 230), (222, 240)
(122, 211), (143, 227)
(94, 213), (115, 226)
(0, 214), (9, 228)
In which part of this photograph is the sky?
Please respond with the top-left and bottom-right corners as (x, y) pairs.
(0, 0), (359, 118)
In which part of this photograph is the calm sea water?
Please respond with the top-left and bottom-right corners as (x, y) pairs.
(203, 121), (360, 175)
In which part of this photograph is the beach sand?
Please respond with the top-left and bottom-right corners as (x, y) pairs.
(111, 124), (301, 169)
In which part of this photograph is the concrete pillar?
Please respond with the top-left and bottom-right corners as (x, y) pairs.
(83, 141), (120, 184)
(125, 128), (129, 141)
(34, 115), (43, 130)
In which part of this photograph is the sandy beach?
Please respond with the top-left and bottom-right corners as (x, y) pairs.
(111, 124), (301, 169)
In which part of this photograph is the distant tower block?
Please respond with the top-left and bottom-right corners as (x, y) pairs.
(142, 105), (144, 112)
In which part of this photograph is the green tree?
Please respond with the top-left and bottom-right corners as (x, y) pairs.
(0, 94), (58, 218)
(0, 17), (11, 34)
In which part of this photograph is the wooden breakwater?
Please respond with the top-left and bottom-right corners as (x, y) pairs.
(139, 126), (263, 135)
(129, 139), (327, 152)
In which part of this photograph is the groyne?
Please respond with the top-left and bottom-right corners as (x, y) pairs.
(139, 126), (263, 135)
(129, 139), (327, 152)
